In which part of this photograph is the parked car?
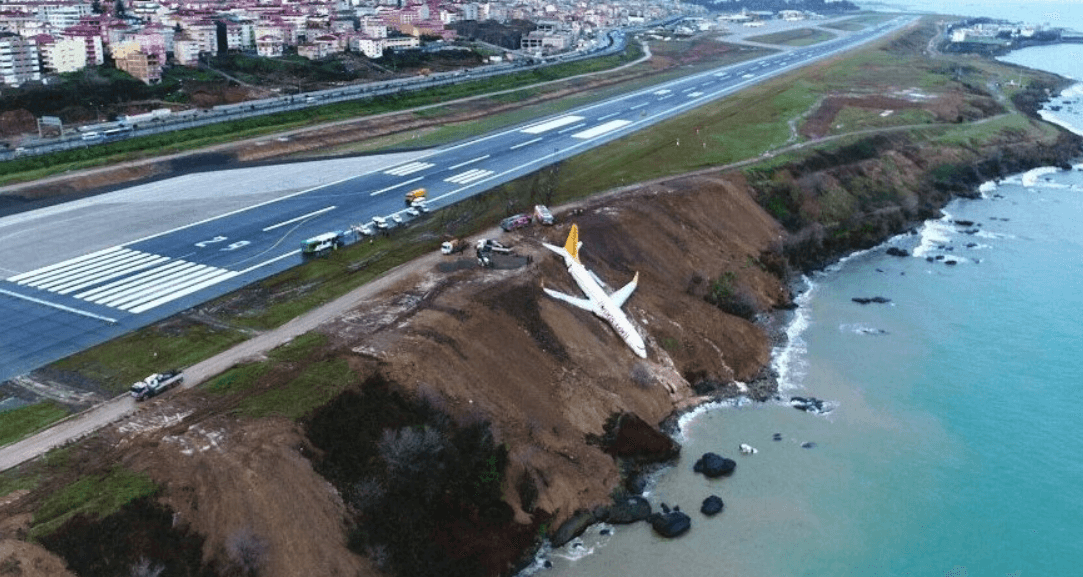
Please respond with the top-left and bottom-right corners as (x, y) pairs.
(500, 213), (532, 231)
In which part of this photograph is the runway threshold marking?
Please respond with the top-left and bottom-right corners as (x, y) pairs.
(446, 169), (495, 184)
(12, 247), (245, 314)
(384, 161), (434, 176)
(263, 205), (337, 232)
(7, 246), (123, 282)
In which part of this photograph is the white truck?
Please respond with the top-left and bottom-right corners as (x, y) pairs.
(130, 371), (184, 401)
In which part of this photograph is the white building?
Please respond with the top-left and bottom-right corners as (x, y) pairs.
(35, 3), (92, 31)
(0, 33), (41, 86)
(39, 35), (87, 73)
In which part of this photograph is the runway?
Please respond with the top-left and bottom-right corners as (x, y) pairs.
(0, 17), (913, 382)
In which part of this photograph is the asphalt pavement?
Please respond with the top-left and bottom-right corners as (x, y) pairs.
(0, 16), (915, 384)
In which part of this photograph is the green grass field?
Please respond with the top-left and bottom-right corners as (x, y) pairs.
(30, 466), (157, 539)
(745, 28), (837, 46)
(0, 402), (70, 447)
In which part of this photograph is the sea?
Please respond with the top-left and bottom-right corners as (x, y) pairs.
(520, 3), (1083, 576)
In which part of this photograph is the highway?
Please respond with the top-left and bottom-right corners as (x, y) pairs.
(0, 17), (913, 383)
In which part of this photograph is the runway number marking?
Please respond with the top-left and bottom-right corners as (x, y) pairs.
(195, 236), (227, 247)
(221, 241), (250, 251)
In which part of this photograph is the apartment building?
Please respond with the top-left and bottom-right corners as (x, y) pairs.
(36, 34), (87, 73)
(113, 38), (162, 83)
(0, 32), (41, 86)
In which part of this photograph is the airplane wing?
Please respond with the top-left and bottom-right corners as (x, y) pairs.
(609, 272), (639, 308)
(543, 287), (597, 313)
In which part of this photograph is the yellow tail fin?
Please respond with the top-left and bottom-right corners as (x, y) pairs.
(563, 224), (581, 264)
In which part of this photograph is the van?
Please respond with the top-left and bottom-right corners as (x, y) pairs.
(533, 204), (554, 225)
(500, 213), (532, 232)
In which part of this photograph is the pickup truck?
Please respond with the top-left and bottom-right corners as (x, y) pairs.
(130, 371), (184, 401)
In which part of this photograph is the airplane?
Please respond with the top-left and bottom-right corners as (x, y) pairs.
(541, 224), (648, 358)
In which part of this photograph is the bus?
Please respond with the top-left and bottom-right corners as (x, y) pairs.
(301, 232), (343, 254)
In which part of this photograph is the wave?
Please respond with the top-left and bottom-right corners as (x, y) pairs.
(839, 323), (889, 336)
(674, 397), (757, 443)
(518, 524), (616, 575)
(1021, 166), (1061, 188)
(912, 211), (955, 258)
(770, 276), (816, 393)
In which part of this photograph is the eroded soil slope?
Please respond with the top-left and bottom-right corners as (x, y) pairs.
(323, 174), (788, 525)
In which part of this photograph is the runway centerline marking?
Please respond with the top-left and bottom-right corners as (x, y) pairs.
(370, 176), (424, 196)
(510, 137), (543, 150)
(263, 206), (337, 232)
(448, 155), (490, 170)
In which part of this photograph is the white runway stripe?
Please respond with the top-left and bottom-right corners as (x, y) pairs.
(445, 169), (494, 184)
(384, 161), (434, 176)
(127, 271), (240, 314)
(108, 266), (225, 311)
(81, 261), (204, 304)
(572, 120), (632, 140)
(521, 115), (584, 134)
(17, 248), (138, 286)
(53, 255), (170, 295)
(10, 248), (239, 314)
(7, 246), (122, 282)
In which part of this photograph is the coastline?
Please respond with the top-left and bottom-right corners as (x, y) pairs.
(528, 68), (1083, 573)
(7, 20), (1083, 577)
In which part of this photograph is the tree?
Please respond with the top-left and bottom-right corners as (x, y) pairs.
(114, 0), (126, 17)
(226, 527), (269, 576)
(129, 557), (165, 577)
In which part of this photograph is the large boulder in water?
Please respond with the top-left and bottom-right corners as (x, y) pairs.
(693, 452), (736, 478)
(599, 412), (680, 462)
(608, 496), (652, 524)
(550, 509), (596, 547)
(648, 505), (691, 538)
(701, 495), (724, 516)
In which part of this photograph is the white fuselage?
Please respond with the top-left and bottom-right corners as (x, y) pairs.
(562, 258), (647, 358)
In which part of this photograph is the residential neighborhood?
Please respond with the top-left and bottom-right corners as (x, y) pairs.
(0, 0), (688, 87)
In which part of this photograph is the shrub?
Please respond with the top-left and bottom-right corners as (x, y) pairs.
(705, 272), (759, 321)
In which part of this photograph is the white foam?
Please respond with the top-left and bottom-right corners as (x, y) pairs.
(675, 397), (755, 442)
(912, 213), (955, 258)
(839, 323), (889, 336)
(518, 523), (617, 575)
(770, 276), (816, 393)
(1021, 166), (1060, 187)
(975, 230), (1014, 240)
(978, 180), (998, 197)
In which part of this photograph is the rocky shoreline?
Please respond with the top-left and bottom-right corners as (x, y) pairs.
(532, 102), (1083, 567)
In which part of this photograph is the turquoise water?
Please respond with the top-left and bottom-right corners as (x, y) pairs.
(523, 26), (1083, 577)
